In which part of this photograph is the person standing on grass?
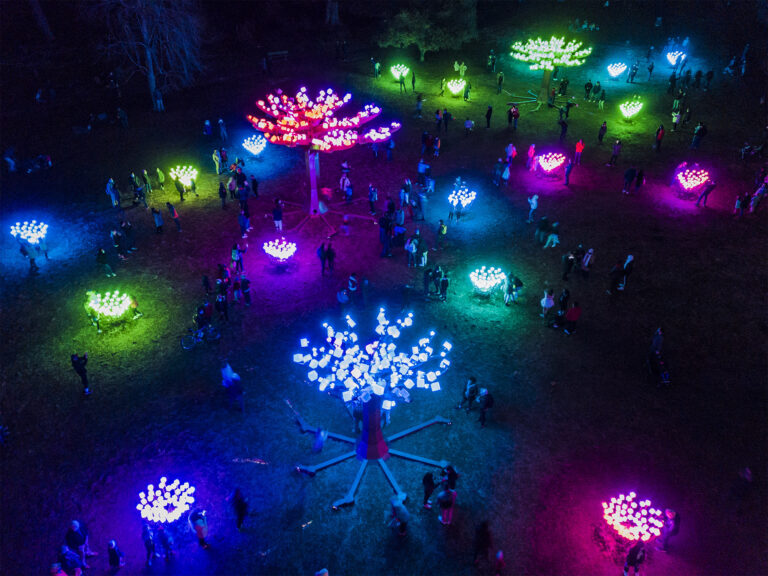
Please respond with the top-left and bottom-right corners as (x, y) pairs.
(166, 202), (181, 231)
(238, 210), (249, 238)
(623, 167), (637, 194)
(218, 118), (228, 142)
(598, 89), (606, 110)
(215, 291), (229, 322)
(151, 207), (164, 233)
(71, 353), (90, 395)
(435, 219), (447, 250)
(231, 243), (247, 273)
(510, 104), (519, 130)
(526, 194), (538, 223)
(228, 488), (249, 531)
(598, 121), (607, 144)
(388, 495), (410, 536)
(623, 540), (646, 575)
(411, 70), (416, 93)
(655, 124), (665, 152)
(607, 139), (621, 166)
(173, 177), (185, 202)
(477, 388), (494, 427)
(273, 200), (283, 231)
(473, 521), (494, 565)
(690, 122), (707, 149)
(439, 77), (446, 96)
(240, 274), (251, 307)
(399, 73), (406, 94)
(635, 169), (645, 193)
(107, 539), (126, 570)
(213, 149), (222, 174)
(422, 471), (437, 508)
(218, 182), (227, 208)
(574, 139), (584, 164)
(458, 376), (479, 411)
(584, 79), (593, 99)
(497, 71), (504, 94)
(564, 157), (574, 185)
(485, 105), (493, 128)
(540, 289), (555, 318)
(504, 274), (523, 305)
(695, 180), (716, 207)
(437, 485), (457, 525)
(656, 509), (680, 552)
(317, 243), (327, 276)
(156, 167), (165, 189)
(564, 301), (581, 334)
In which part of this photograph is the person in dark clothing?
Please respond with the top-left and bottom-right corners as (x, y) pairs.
(458, 377), (478, 411)
(166, 202), (181, 231)
(562, 252), (576, 281)
(423, 267), (433, 297)
(657, 508), (680, 551)
(325, 243), (335, 273)
(558, 119), (568, 141)
(422, 471), (437, 508)
(65, 520), (95, 566)
(174, 178), (185, 202)
(218, 182), (227, 208)
(439, 274), (449, 301)
(473, 521), (494, 565)
(485, 105), (493, 128)
(59, 545), (85, 575)
(623, 540), (645, 575)
(442, 463), (460, 490)
(598, 121), (607, 144)
(557, 288), (570, 316)
(228, 488), (249, 530)
(317, 243), (327, 275)
(108, 539), (126, 570)
(202, 275), (212, 296)
(71, 353), (90, 395)
(478, 388), (494, 427)
(216, 292), (229, 321)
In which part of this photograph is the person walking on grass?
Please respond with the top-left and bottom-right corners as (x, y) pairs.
(540, 289), (555, 318)
(478, 388), (494, 427)
(151, 207), (164, 233)
(273, 200), (283, 231)
(623, 540), (646, 576)
(422, 471), (437, 509)
(156, 167), (165, 190)
(71, 353), (90, 395)
(564, 301), (581, 334)
(635, 169), (645, 193)
(598, 89), (606, 110)
(227, 488), (249, 531)
(231, 243), (247, 273)
(526, 194), (538, 223)
(696, 180), (716, 207)
(655, 124), (665, 152)
(317, 243), (327, 275)
(497, 72), (504, 93)
(238, 209), (249, 238)
(174, 177), (185, 202)
(504, 274), (523, 305)
(598, 121), (607, 144)
(564, 157), (574, 186)
(574, 139), (584, 164)
(218, 182), (227, 208)
(166, 202), (181, 231)
(457, 376), (479, 411)
(623, 167), (637, 194)
(607, 139), (622, 166)
(437, 485), (457, 525)
(485, 105), (493, 128)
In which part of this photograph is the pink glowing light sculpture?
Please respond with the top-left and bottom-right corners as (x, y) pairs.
(538, 152), (566, 173)
(602, 492), (664, 542)
(676, 168), (710, 190)
(263, 237), (297, 261)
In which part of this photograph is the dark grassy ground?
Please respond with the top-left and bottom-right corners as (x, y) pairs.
(1, 3), (767, 576)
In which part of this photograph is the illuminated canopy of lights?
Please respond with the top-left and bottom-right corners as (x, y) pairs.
(607, 62), (628, 77)
(666, 51), (686, 66)
(470, 267), (507, 295)
(538, 152), (567, 172)
(136, 477), (196, 524)
(510, 36), (592, 71)
(263, 237), (297, 261)
(676, 168), (710, 190)
(619, 100), (643, 119)
(390, 64), (410, 80)
(247, 87), (400, 153)
(10, 220), (48, 245)
(448, 184), (477, 208)
(293, 310), (453, 408)
(602, 492), (664, 542)
(169, 165), (198, 187)
(87, 291), (131, 318)
(447, 78), (467, 95)
(243, 134), (267, 156)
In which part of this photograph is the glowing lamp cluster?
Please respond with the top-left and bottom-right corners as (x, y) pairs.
(243, 135), (267, 156)
(666, 51), (686, 66)
(607, 62), (628, 77)
(447, 79), (466, 95)
(294, 310), (453, 408)
(169, 165), (198, 187)
(263, 237), (297, 261)
(470, 267), (507, 295)
(619, 100), (643, 119)
(87, 291), (131, 318)
(10, 220), (48, 245)
(390, 64), (410, 80)
(510, 36), (592, 71)
(136, 477), (196, 524)
(448, 184), (476, 208)
(602, 492), (664, 542)
(676, 168), (710, 190)
(538, 152), (566, 173)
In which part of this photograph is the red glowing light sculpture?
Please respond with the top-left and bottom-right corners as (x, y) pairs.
(538, 152), (566, 173)
(247, 87), (400, 221)
(602, 492), (664, 542)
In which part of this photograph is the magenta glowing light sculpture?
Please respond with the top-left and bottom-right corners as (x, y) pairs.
(666, 51), (686, 66)
(619, 100), (643, 119)
(263, 237), (297, 261)
(136, 477), (196, 524)
(602, 492), (664, 542)
(538, 152), (566, 172)
(10, 220), (48, 245)
(607, 62), (627, 78)
(676, 168), (710, 190)
(448, 184), (476, 208)
(243, 134), (267, 156)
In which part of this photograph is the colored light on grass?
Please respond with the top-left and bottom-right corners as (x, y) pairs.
(607, 62), (627, 77)
(136, 477), (196, 524)
(169, 165), (198, 187)
(294, 310), (453, 406)
(243, 135), (267, 155)
(602, 492), (664, 542)
(676, 168), (710, 190)
(361, 122), (402, 143)
(87, 291), (131, 318)
(10, 220), (48, 245)
(510, 36), (592, 71)
(666, 51), (686, 65)
(538, 152), (566, 172)
(619, 100), (643, 119)
(470, 267), (507, 294)
(447, 78), (466, 95)
(390, 64), (410, 80)
(448, 184), (476, 208)
(263, 237), (297, 261)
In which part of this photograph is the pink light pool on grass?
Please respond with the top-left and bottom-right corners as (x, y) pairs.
(538, 153), (566, 173)
(263, 238), (297, 261)
(602, 492), (664, 542)
(676, 168), (710, 190)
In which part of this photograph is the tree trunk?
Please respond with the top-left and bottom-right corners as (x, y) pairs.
(325, 0), (340, 26)
(140, 19), (159, 111)
(419, 46), (426, 62)
(306, 149), (320, 215)
(538, 69), (553, 103)
(462, 0), (478, 40)
(28, 0), (54, 41)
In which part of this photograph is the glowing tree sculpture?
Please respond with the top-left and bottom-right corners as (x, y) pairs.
(10, 220), (48, 245)
(243, 134), (267, 156)
(538, 152), (567, 173)
(86, 291), (132, 320)
(676, 167), (710, 190)
(619, 100), (643, 119)
(509, 36), (592, 109)
(137, 477), (196, 524)
(607, 62), (628, 78)
(390, 64), (410, 81)
(291, 310), (453, 508)
(602, 492), (664, 542)
(666, 51), (686, 66)
(447, 78), (466, 95)
(263, 237), (297, 262)
(247, 87), (400, 231)
(169, 166), (198, 187)
(448, 183), (476, 209)
(470, 267), (507, 295)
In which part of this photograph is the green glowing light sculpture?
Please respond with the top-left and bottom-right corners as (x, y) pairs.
(390, 64), (410, 81)
(619, 100), (643, 119)
(446, 78), (466, 95)
(510, 36), (592, 108)
(87, 291), (131, 319)
(169, 166), (198, 187)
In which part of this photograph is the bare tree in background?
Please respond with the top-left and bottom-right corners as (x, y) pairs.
(28, 0), (55, 42)
(88, 0), (202, 111)
(325, 0), (340, 26)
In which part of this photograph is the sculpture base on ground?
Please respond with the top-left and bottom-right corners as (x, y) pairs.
(292, 409), (450, 509)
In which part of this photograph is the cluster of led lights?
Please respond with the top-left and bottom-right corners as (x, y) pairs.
(538, 152), (567, 172)
(263, 237), (297, 261)
(242, 134), (267, 156)
(510, 36), (592, 71)
(607, 62), (628, 77)
(294, 310), (453, 408)
(676, 168), (710, 190)
(602, 492), (664, 542)
(10, 220), (48, 245)
(247, 87), (400, 152)
(619, 100), (643, 119)
(87, 291), (131, 318)
(169, 165), (198, 187)
(666, 51), (686, 66)
(448, 184), (476, 208)
(136, 477), (196, 524)
(390, 64), (410, 80)
(470, 267), (507, 294)
(447, 79), (466, 95)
